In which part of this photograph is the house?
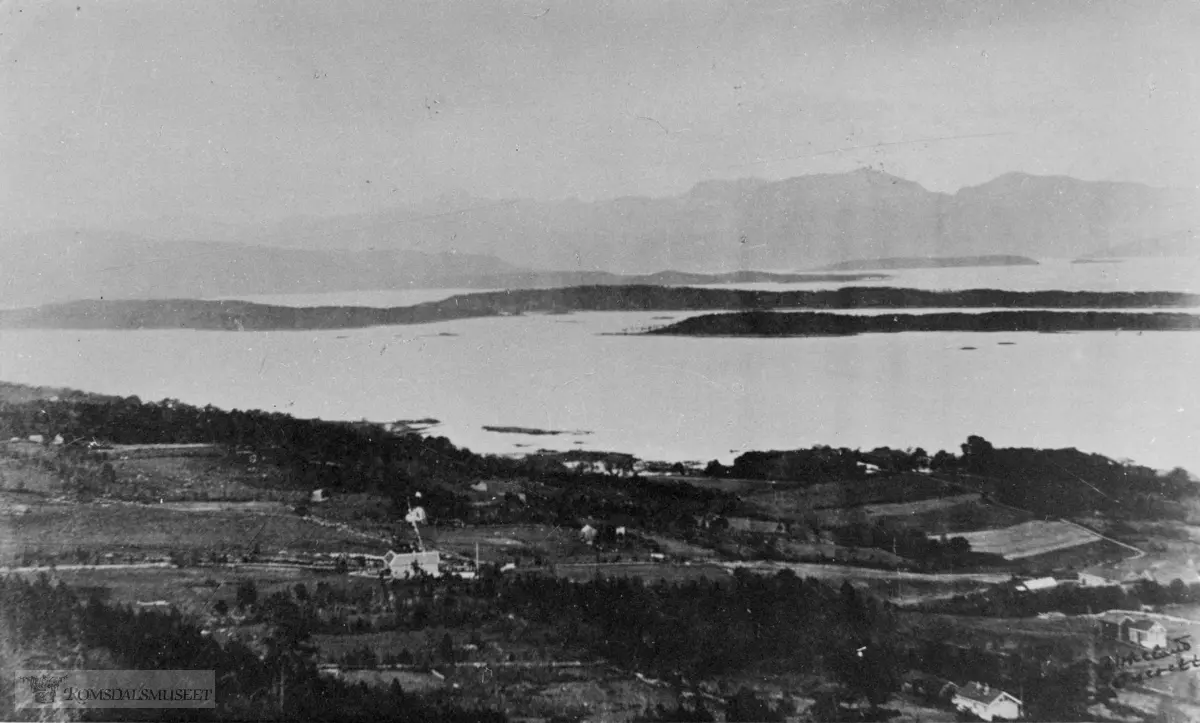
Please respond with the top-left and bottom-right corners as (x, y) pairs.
(310, 488), (329, 503)
(1077, 572), (1115, 587)
(1128, 619), (1168, 649)
(1098, 615), (1169, 649)
(1016, 577), (1057, 592)
(382, 550), (440, 579)
(952, 682), (1023, 721)
(579, 524), (597, 545)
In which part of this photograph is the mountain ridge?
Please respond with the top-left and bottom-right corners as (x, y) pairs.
(5, 171), (1197, 304)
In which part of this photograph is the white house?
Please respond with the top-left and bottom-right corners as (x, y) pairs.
(1016, 577), (1057, 592)
(1127, 619), (1168, 649)
(579, 524), (597, 545)
(1076, 572), (1115, 587)
(383, 550), (440, 579)
(310, 488), (329, 503)
(952, 682), (1023, 721)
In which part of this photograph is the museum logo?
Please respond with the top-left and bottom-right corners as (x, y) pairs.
(14, 670), (216, 709)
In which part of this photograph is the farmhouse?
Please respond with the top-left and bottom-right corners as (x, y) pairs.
(1127, 619), (1168, 649)
(1098, 615), (1169, 649)
(1076, 572), (1116, 587)
(952, 682), (1023, 721)
(382, 550), (440, 579)
(1016, 577), (1057, 592)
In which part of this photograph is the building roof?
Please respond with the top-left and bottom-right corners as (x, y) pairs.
(1019, 577), (1058, 591)
(954, 682), (1021, 707)
(1128, 619), (1164, 631)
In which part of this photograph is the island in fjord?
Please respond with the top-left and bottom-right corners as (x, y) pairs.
(643, 310), (1200, 337)
(2, 286), (1199, 332)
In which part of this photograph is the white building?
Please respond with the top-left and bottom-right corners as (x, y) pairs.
(952, 682), (1023, 721)
(383, 550), (440, 579)
(1016, 577), (1057, 592)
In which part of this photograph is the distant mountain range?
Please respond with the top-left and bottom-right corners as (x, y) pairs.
(218, 170), (1198, 270)
(4, 171), (1196, 304)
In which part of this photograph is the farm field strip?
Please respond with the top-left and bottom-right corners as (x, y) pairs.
(857, 493), (982, 518)
(956, 520), (1101, 559)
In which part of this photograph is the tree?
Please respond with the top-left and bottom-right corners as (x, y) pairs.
(439, 632), (455, 663)
(213, 599), (228, 616)
(293, 583), (309, 603)
(725, 687), (782, 722)
(236, 579), (258, 610)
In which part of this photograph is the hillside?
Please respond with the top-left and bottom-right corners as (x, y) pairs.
(2, 286), (1199, 331)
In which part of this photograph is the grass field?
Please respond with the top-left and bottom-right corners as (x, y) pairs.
(0, 499), (381, 563)
(956, 520), (1101, 559)
(0, 457), (65, 495)
(421, 524), (592, 564)
(15, 566), (318, 615)
(549, 561), (730, 584)
(108, 455), (296, 502)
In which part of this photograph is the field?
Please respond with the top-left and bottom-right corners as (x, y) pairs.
(0, 499), (381, 564)
(107, 455), (297, 502)
(0, 457), (64, 495)
(550, 561), (730, 584)
(10, 566), (321, 616)
(1012, 538), (1137, 574)
(956, 520), (1101, 559)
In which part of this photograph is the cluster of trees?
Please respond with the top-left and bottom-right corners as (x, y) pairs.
(826, 522), (1001, 571)
(486, 570), (901, 707)
(705, 446), (868, 483)
(705, 435), (1195, 522)
(0, 574), (506, 722)
(918, 577), (1200, 618)
(907, 637), (1102, 721)
(945, 436), (1196, 519)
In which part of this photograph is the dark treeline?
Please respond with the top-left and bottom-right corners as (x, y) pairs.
(916, 576), (1200, 618)
(486, 570), (903, 705)
(646, 309), (1200, 337)
(706, 436), (1196, 521)
(0, 574), (506, 722)
(824, 523), (1000, 571)
(949, 436), (1195, 520)
(2, 285), (1198, 331)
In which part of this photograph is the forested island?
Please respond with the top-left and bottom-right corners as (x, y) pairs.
(643, 310), (1200, 337)
(2, 285), (1198, 331)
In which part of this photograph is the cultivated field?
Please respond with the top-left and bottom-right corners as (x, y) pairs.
(10, 566), (320, 616)
(0, 499), (381, 564)
(956, 520), (1101, 559)
(550, 561), (730, 584)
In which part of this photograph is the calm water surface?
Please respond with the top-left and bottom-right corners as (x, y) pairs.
(1, 308), (1197, 473)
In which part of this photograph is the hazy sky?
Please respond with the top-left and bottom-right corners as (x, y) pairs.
(3, 0), (1198, 230)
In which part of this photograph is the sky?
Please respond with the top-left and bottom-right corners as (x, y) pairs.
(2, 0), (1198, 231)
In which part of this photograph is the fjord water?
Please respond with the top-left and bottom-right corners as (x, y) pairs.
(2, 311), (1199, 475)
(2, 259), (1198, 472)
